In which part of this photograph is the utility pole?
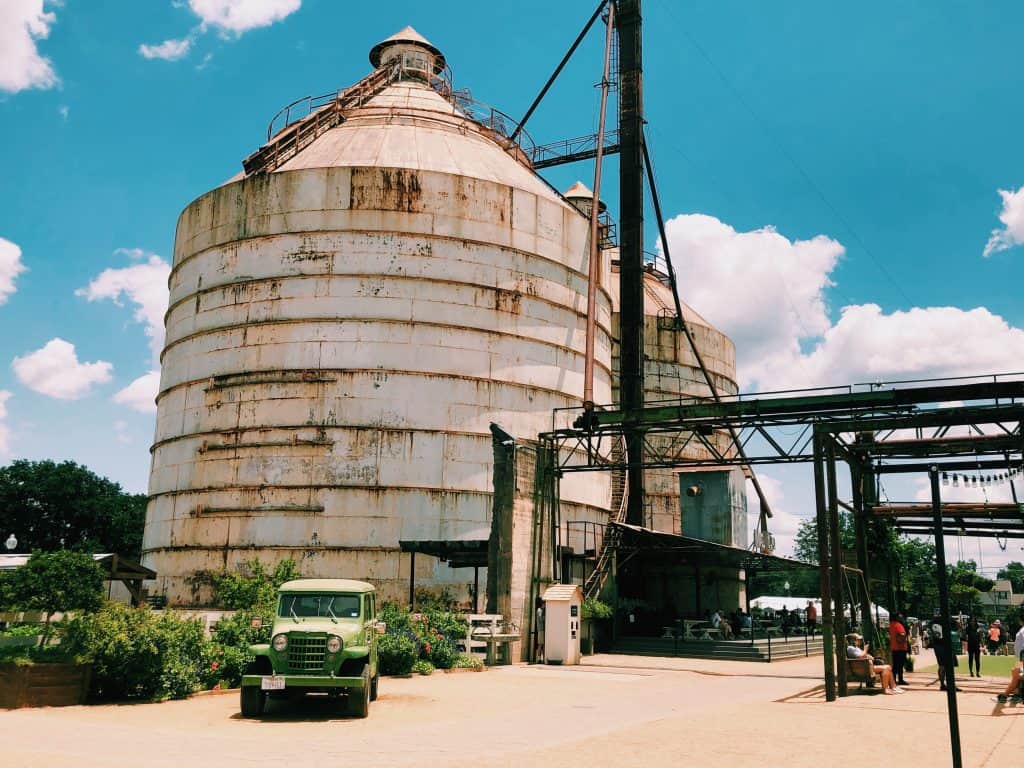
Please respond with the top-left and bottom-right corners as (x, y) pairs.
(617, 0), (645, 525)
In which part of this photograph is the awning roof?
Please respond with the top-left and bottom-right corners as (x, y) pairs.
(398, 539), (489, 568)
(0, 553), (156, 580)
(611, 523), (817, 573)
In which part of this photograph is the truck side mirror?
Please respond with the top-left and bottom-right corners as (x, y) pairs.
(375, 622), (387, 635)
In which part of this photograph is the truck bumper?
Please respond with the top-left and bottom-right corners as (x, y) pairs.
(240, 674), (365, 690)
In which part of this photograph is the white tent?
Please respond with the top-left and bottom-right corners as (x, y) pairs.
(750, 596), (889, 625)
(750, 596), (820, 613)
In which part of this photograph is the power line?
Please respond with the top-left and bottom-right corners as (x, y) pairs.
(652, 0), (915, 307)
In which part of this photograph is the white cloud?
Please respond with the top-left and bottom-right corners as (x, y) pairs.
(984, 185), (1024, 257)
(113, 370), (160, 414)
(665, 214), (1024, 391)
(0, 0), (59, 94)
(664, 213), (842, 388)
(792, 304), (1024, 390)
(57, 104), (68, 120)
(12, 338), (113, 400)
(0, 390), (11, 454)
(138, 37), (193, 61)
(76, 252), (171, 363)
(0, 237), (28, 306)
(140, 1), (300, 64)
(189, 0), (302, 34)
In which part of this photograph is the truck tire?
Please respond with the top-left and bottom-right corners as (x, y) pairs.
(240, 685), (266, 718)
(347, 666), (370, 718)
(370, 672), (379, 702)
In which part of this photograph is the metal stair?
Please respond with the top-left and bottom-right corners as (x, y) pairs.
(242, 64), (399, 176)
(583, 436), (628, 599)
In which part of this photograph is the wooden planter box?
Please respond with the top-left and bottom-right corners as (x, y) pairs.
(0, 663), (92, 709)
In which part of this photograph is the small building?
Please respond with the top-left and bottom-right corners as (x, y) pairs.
(980, 579), (1024, 615)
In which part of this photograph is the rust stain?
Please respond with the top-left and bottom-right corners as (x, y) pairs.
(494, 287), (522, 315)
(350, 168), (423, 213)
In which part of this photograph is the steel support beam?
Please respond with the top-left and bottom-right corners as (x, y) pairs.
(617, 0), (645, 524)
(813, 432), (836, 701)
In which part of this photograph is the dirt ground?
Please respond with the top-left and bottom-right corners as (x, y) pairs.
(2, 651), (1022, 767)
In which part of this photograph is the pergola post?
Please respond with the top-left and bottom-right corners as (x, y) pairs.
(409, 551), (416, 610)
(930, 466), (963, 768)
(826, 437), (847, 697)
(812, 430), (836, 702)
(851, 458), (875, 646)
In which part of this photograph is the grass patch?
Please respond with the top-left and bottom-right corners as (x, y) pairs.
(916, 654), (1020, 676)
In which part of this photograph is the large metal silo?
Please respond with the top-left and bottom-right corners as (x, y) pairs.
(610, 266), (738, 535)
(143, 28), (614, 604)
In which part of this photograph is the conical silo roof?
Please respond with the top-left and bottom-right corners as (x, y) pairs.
(369, 25), (446, 72)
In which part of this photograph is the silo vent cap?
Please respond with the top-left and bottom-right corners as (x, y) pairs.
(369, 25), (446, 73)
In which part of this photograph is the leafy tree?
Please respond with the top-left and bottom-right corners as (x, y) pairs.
(207, 558), (300, 613)
(6, 550), (105, 642)
(0, 460), (147, 559)
(792, 512), (856, 564)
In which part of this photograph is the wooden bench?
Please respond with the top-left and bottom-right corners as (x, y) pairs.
(847, 657), (882, 690)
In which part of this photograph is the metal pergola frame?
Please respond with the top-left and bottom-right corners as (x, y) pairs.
(537, 375), (1024, 768)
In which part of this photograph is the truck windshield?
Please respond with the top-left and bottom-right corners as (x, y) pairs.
(278, 594), (361, 619)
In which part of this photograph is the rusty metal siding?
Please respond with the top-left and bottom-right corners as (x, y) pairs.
(145, 138), (614, 604)
(610, 271), (739, 535)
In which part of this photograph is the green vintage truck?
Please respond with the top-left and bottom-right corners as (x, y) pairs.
(240, 578), (381, 718)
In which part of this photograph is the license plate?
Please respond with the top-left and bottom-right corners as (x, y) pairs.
(260, 676), (286, 691)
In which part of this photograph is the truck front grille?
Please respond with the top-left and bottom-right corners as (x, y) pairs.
(287, 636), (327, 672)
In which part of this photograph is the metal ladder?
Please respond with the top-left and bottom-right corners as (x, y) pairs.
(242, 64), (399, 176)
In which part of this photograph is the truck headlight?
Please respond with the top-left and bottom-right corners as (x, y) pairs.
(272, 634), (288, 652)
(327, 635), (342, 653)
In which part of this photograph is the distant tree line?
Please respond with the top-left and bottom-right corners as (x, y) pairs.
(749, 511), (1015, 623)
(0, 460), (147, 560)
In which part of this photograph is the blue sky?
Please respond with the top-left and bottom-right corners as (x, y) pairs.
(1, 1), (1023, 569)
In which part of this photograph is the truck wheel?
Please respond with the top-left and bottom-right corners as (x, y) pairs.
(370, 672), (379, 702)
(347, 666), (370, 718)
(240, 685), (266, 718)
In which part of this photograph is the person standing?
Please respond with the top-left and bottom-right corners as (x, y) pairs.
(966, 617), (982, 677)
(806, 600), (817, 638)
(889, 613), (909, 686)
(988, 620), (1002, 655)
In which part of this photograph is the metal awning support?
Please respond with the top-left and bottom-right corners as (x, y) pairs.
(399, 539), (491, 611)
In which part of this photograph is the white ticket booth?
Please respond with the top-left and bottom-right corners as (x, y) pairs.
(542, 584), (583, 665)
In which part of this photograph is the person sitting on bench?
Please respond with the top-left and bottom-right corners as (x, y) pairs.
(846, 633), (903, 694)
(995, 627), (1024, 703)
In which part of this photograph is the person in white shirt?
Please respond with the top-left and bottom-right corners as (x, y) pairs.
(995, 624), (1024, 703)
(846, 633), (902, 694)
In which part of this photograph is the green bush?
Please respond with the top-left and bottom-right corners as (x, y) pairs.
(452, 653), (484, 670)
(582, 598), (613, 620)
(0, 623), (44, 637)
(428, 638), (459, 670)
(411, 659), (434, 676)
(60, 603), (210, 701)
(378, 631), (417, 676)
(211, 609), (271, 646)
(411, 586), (458, 612)
(205, 559), (299, 613)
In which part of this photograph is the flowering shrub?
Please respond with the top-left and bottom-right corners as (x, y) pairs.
(377, 602), (468, 674)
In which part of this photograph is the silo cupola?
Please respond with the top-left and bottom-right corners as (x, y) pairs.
(563, 180), (607, 219)
(369, 26), (446, 81)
